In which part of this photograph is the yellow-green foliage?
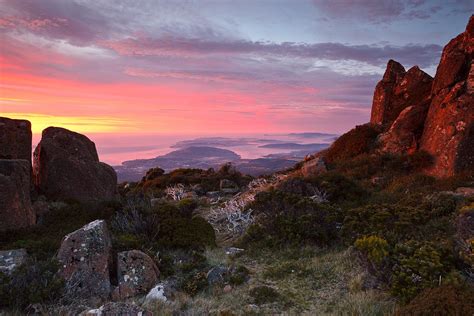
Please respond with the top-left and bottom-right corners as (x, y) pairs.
(355, 236), (389, 264)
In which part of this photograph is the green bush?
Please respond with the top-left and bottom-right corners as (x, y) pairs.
(390, 240), (454, 302)
(0, 259), (64, 309)
(240, 190), (338, 248)
(112, 200), (216, 250)
(354, 236), (389, 264)
(342, 203), (454, 244)
(309, 172), (368, 205)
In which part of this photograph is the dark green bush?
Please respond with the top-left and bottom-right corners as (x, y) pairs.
(309, 172), (368, 205)
(112, 200), (216, 250)
(390, 240), (455, 302)
(342, 203), (455, 244)
(0, 259), (64, 309)
(240, 190), (338, 248)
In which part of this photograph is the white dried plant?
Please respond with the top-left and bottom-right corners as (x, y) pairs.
(165, 184), (186, 201)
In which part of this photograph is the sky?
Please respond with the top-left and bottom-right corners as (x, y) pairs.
(0, 0), (472, 146)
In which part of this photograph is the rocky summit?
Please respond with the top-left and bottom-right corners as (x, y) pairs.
(330, 14), (474, 178)
(33, 127), (118, 201)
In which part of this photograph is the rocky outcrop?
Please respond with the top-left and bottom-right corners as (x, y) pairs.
(112, 250), (160, 300)
(0, 160), (35, 231)
(57, 220), (112, 300)
(420, 15), (474, 177)
(33, 127), (117, 201)
(0, 249), (28, 274)
(370, 61), (433, 128)
(0, 117), (32, 163)
(378, 103), (430, 154)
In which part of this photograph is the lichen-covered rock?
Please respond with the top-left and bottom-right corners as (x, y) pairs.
(370, 61), (433, 128)
(0, 117), (32, 162)
(57, 220), (112, 300)
(420, 15), (474, 177)
(84, 302), (152, 316)
(0, 160), (35, 231)
(33, 127), (117, 201)
(0, 249), (28, 274)
(301, 157), (327, 177)
(112, 250), (159, 300)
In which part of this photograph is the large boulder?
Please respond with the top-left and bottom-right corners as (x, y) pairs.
(370, 61), (433, 128)
(420, 15), (474, 177)
(33, 127), (117, 201)
(57, 220), (112, 301)
(112, 250), (160, 300)
(0, 160), (35, 231)
(0, 117), (32, 163)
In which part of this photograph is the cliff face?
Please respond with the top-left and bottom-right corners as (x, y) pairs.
(419, 15), (474, 177)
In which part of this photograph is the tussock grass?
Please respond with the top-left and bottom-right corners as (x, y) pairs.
(145, 246), (395, 315)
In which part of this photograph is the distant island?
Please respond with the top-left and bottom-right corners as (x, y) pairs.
(114, 134), (333, 181)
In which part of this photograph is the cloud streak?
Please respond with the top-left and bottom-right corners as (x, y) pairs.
(103, 36), (442, 68)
